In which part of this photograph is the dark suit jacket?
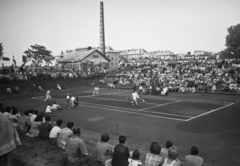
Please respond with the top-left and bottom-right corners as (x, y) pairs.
(38, 121), (52, 139)
(112, 143), (130, 166)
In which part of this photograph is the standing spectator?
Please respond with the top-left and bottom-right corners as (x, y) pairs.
(57, 122), (74, 149)
(185, 146), (204, 166)
(63, 128), (98, 166)
(18, 110), (30, 133)
(160, 140), (173, 159)
(162, 146), (181, 166)
(49, 119), (63, 139)
(0, 112), (22, 166)
(69, 95), (75, 108)
(128, 149), (142, 166)
(145, 141), (163, 166)
(38, 115), (52, 139)
(112, 135), (130, 166)
(96, 132), (114, 165)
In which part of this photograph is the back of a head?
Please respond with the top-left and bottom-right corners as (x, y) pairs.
(67, 122), (74, 129)
(190, 146), (199, 155)
(45, 115), (51, 122)
(34, 114), (43, 122)
(101, 132), (110, 142)
(34, 110), (38, 115)
(168, 146), (178, 160)
(56, 119), (63, 126)
(119, 135), (126, 144)
(11, 108), (18, 115)
(132, 149), (140, 160)
(73, 127), (81, 135)
(24, 110), (29, 116)
(166, 140), (173, 149)
(150, 141), (161, 155)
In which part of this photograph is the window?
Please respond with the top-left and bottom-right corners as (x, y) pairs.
(93, 55), (99, 58)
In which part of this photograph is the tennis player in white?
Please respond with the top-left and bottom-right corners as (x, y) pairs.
(130, 90), (145, 106)
(44, 89), (51, 101)
(93, 87), (100, 97)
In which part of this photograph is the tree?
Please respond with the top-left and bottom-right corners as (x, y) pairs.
(0, 43), (3, 58)
(224, 23), (240, 57)
(23, 44), (54, 66)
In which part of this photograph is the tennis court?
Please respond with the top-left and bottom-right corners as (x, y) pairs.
(32, 88), (234, 121)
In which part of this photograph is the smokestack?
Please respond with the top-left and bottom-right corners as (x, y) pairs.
(100, 1), (105, 56)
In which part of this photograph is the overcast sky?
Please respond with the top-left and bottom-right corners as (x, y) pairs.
(0, 0), (239, 64)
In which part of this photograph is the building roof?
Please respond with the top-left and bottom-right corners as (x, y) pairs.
(58, 48), (110, 63)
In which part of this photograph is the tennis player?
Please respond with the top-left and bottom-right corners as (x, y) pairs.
(44, 89), (51, 101)
(93, 87), (100, 97)
(130, 90), (145, 106)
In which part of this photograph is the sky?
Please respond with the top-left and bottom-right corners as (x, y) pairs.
(0, 0), (239, 65)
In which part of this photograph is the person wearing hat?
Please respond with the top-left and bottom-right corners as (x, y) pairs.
(162, 146), (181, 166)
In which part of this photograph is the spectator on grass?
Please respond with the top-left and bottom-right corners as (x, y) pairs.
(185, 146), (204, 166)
(128, 149), (142, 166)
(3, 106), (11, 119)
(38, 115), (53, 139)
(63, 127), (98, 166)
(49, 119), (63, 139)
(96, 132), (114, 165)
(162, 146), (181, 166)
(18, 110), (30, 133)
(30, 110), (38, 124)
(14, 86), (19, 94)
(45, 103), (53, 116)
(51, 102), (61, 111)
(160, 140), (174, 159)
(8, 108), (20, 127)
(57, 122), (74, 149)
(145, 141), (163, 166)
(112, 135), (130, 166)
(6, 88), (11, 94)
(0, 112), (22, 166)
(26, 114), (43, 138)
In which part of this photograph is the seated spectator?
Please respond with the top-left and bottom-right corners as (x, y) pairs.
(14, 86), (19, 94)
(26, 114), (43, 138)
(62, 84), (67, 89)
(0, 112), (22, 166)
(96, 132), (114, 165)
(74, 97), (79, 107)
(18, 110), (30, 133)
(128, 149), (142, 166)
(8, 108), (20, 127)
(57, 83), (61, 90)
(49, 119), (63, 139)
(160, 140), (173, 159)
(38, 115), (52, 139)
(45, 104), (53, 116)
(51, 102), (61, 113)
(57, 122), (74, 149)
(162, 146), (181, 166)
(139, 85), (143, 93)
(145, 141), (163, 166)
(3, 106), (11, 119)
(38, 85), (43, 92)
(6, 88), (11, 94)
(112, 135), (130, 166)
(212, 84), (216, 92)
(30, 110), (38, 124)
(185, 146), (204, 166)
(63, 128), (98, 166)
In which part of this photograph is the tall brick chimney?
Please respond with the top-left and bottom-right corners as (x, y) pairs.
(100, 1), (105, 56)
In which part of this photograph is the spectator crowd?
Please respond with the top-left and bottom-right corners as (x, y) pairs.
(0, 102), (204, 166)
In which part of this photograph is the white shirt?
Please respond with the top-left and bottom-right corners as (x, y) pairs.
(51, 104), (58, 110)
(49, 126), (62, 138)
(46, 90), (50, 95)
(94, 87), (99, 91)
(46, 105), (52, 113)
(66, 95), (70, 99)
(30, 114), (37, 124)
(71, 96), (75, 101)
(132, 92), (139, 100)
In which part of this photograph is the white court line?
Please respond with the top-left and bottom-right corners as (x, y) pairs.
(31, 97), (187, 121)
(139, 95), (229, 105)
(139, 100), (181, 111)
(185, 102), (234, 121)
